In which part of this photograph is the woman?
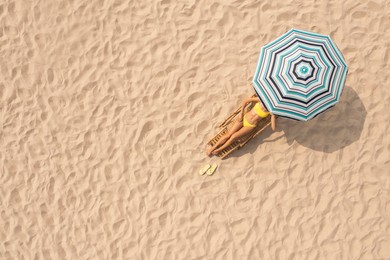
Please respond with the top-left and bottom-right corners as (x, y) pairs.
(206, 96), (277, 156)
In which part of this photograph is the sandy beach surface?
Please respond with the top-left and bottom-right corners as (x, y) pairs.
(1, 0), (390, 259)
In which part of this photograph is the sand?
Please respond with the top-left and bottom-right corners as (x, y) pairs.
(1, 0), (390, 259)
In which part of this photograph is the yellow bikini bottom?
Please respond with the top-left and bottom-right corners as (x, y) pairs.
(243, 116), (256, 128)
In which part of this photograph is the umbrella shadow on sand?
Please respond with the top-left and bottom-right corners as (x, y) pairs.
(230, 87), (366, 157)
(279, 86), (366, 153)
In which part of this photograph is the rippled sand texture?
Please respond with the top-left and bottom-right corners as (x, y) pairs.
(1, 0), (390, 259)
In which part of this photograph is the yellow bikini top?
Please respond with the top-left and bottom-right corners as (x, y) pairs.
(254, 103), (270, 118)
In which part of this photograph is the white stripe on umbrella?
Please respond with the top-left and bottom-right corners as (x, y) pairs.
(252, 28), (348, 121)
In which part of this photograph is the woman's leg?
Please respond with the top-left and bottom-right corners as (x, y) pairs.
(212, 125), (255, 154)
(206, 117), (243, 156)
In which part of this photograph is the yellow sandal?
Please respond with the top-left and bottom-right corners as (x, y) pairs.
(199, 164), (211, 175)
(206, 163), (218, 176)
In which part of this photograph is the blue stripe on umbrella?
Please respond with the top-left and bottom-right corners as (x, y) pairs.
(252, 28), (348, 121)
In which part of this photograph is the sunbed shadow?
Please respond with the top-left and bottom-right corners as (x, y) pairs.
(278, 86), (366, 153)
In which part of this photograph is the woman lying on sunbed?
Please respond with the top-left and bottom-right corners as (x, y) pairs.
(206, 96), (277, 156)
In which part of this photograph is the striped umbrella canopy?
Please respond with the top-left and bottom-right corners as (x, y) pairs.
(252, 29), (348, 121)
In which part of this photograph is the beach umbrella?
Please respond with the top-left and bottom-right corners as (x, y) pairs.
(252, 29), (348, 121)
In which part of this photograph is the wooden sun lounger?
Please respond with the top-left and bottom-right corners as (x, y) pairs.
(207, 95), (271, 159)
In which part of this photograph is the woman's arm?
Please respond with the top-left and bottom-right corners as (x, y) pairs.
(271, 114), (277, 131)
(246, 97), (260, 103)
(241, 97), (259, 118)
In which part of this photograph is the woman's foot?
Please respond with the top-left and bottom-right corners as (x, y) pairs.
(206, 135), (229, 157)
(206, 147), (214, 157)
(211, 149), (220, 155)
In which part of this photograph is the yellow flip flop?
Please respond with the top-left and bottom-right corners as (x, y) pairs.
(206, 163), (218, 176)
(199, 164), (211, 175)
